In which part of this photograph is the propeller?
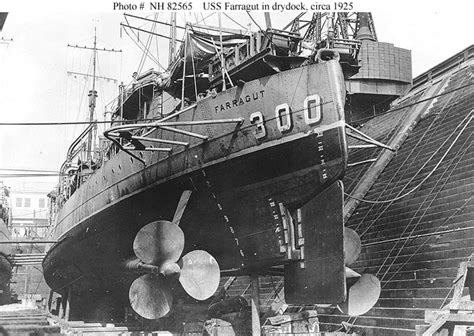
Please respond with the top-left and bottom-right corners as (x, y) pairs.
(129, 220), (220, 319)
(339, 228), (380, 316)
(338, 273), (381, 316)
(129, 274), (173, 320)
(179, 250), (220, 300)
(344, 227), (361, 266)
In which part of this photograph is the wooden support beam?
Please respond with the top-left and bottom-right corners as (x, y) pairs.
(64, 287), (71, 321)
(172, 190), (192, 225)
(250, 274), (261, 336)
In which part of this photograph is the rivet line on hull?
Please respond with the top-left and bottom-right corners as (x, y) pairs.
(200, 169), (246, 268)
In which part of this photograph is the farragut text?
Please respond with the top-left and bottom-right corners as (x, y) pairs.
(214, 90), (265, 113)
(224, 2), (259, 10)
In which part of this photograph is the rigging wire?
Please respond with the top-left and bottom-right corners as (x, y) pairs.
(382, 194), (473, 287)
(123, 15), (164, 70)
(376, 132), (472, 281)
(345, 110), (472, 205)
(137, 14), (156, 74)
(350, 82), (474, 125)
(0, 174), (62, 178)
(0, 80), (469, 127)
(0, 168), (59, 173)
(195, 12), (215, 26)
(343, 81), (472, 334)
(4, 208), (49, 218)
(345, 90), (428, 195)
(68, 47), (94, 144)
(223, 13), (248, 30)
(32, 267), (45, 295)
(352, 76), (469, 233)
(345, 105), (472, 332)
(246, 11), (277, 49)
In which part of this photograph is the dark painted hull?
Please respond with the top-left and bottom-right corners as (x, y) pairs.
(43, 60), (347, 320)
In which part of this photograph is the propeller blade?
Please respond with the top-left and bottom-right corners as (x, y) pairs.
(344, 227), (361, 266)
(129, 274), (173, 319)
(339, 274), (381, 316)
(179, 250), (220, 300)
(133, 220), (184, 265)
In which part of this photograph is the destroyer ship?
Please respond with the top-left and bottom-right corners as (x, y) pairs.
(43, 12), (411, 323)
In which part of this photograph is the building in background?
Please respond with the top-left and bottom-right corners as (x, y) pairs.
(8, 180), (54, 238)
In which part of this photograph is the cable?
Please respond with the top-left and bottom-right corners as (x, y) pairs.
(223, 13), (248, 30)
(381, 194), (473, 286)
(0, 76), (467, 127)
(8, 208), (49, 218)
(269, 275), (284, 303)
(246, 12), (277, 49)
(353, 74), (471, 234)
(123, 16), (164, 70)
(0, 168), (59, 173)
(345, 111), (472, 204)
(376, 135), (471, 281)
(344, 81), (472, 333)
(350, 82), (474, 125)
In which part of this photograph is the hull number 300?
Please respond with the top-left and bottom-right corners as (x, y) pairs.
(250, 94), (322, 139)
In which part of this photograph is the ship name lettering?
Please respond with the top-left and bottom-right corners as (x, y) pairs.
(214, 90), (265, 113)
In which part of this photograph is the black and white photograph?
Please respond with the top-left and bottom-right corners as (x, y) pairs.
(0, 1), (472, 334)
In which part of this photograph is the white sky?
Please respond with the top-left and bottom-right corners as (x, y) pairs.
(0, 0), (472, 189)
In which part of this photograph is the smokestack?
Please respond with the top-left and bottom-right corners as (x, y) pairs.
(357, 13), (375, 41)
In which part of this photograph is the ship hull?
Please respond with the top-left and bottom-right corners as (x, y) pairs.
(44, 60), (347, 321)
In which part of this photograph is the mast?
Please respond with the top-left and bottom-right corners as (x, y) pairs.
(218, 13), (225, 91)
(67, 25), (122, 166)
(87, 26), (98, 164)
(169, 12), (177, 66)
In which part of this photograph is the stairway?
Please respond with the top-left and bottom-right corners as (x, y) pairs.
(0, 307), (60, 335)
(0, 306), (182, 335)
(57, 320), (181, 335)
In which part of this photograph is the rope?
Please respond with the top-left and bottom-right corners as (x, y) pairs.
(346, 111), (472, 205)
(136, 17), (155, 74)
(123, 15), (164, 70)
(268, 275), (284, 303)
(382, 194), (473, 286)
(32, 266), (45, 296)
(344, 79), (472, 334)
(439, 285), (455, 309)
(223, 13), (248, 30)
(376, 131), (472, 281)
(344, 94), (417, 194)
(0, 75), (470, 127)
(353, 76), (472, 235)
(358, 110), (470, 240)
(350, 82), (474, 125)
(345, 117), (471, 333)
(245, 12), (277, 49)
